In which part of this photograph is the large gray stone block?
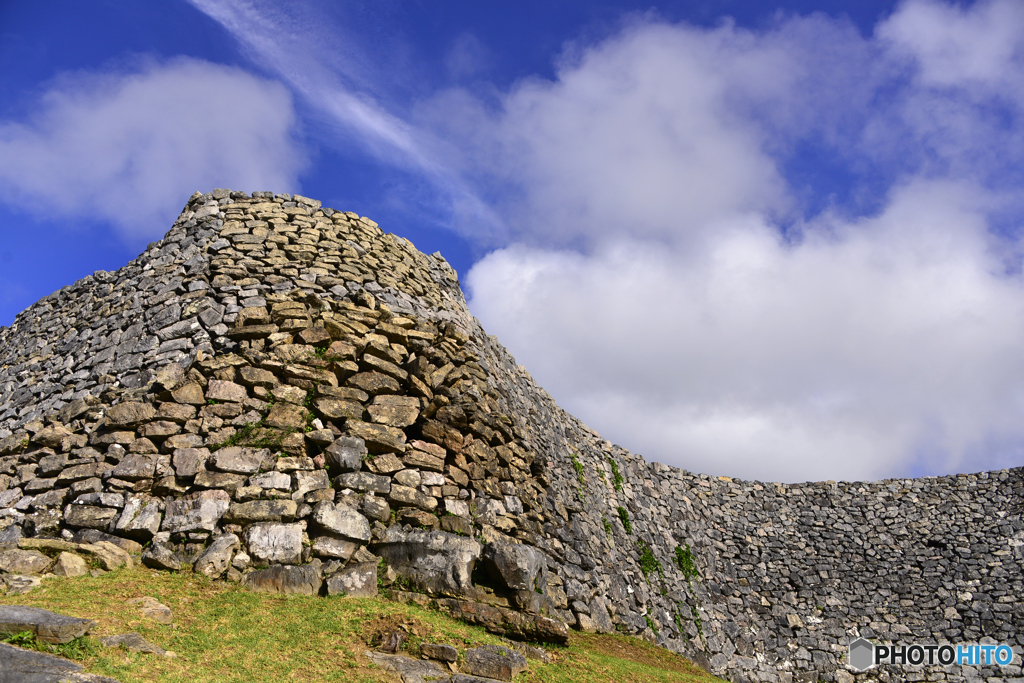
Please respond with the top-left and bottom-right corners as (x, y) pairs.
(243, 523), (303, 565)
(243, 564), (321, 595)
(0, 605), (95, 644)
(161, 489), (229, 533)
(0, 549), (51, 575)
(311, 501), (370, 542)
(324, 436), (365, 473)
(325, 561), (377, 597)
(482, 541), (547, 593)
(373, 528), (480, 596)
(463, 644), (528, 681)
(0, 641), (118, 683)
(114, 495), (162, 539)
(193, 533), (239, 578)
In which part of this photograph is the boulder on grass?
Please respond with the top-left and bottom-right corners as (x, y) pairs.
(0, 605), (95, 644)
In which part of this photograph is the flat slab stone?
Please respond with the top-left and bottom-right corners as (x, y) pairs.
(100, 633), (175, 657)
(364, 651), (448, 683)
(0, 605), (95, 644)
(0, 575), (42, 596)
(420, 642), (458, 662)
(71, 530), (143, 556)
(0, 641), (82, 683)
(325, 561), (377, 597)
(373, 528), (480, 596)
(0, 549), (51, 575)
(126, 597), (173, 625)
(243, 564), (322, 595)
(463, 644), (528, 682)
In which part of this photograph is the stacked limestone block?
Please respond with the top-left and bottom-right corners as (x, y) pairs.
(1, 189), (1022, 682)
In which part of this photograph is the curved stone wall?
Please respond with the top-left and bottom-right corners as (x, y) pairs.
(0, 189), (1021, 682)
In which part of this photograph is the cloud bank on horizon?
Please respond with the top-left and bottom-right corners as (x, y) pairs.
(2, 0), (1023, 482)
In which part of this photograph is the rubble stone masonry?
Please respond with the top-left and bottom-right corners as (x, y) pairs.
(0, 189), (1021, 682)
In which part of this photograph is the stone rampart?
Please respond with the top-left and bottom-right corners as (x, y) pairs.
(0, 189), (1021, 682)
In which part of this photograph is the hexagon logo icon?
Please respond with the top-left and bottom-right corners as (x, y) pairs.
(848, 638), (875, 671)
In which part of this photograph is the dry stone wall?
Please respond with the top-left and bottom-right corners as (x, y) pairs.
(0, 189), (1022, 683)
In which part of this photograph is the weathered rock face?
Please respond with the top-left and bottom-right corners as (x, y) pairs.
(243, 564), (322, 596)
(374, 527), (481, 596)
(0, 605), (95, 644)
(0, 189), (1021, 683)
(463, 644), (528, 681)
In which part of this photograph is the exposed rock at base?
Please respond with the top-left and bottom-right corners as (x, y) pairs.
(243, 564), (322, 595)
(364, 651), (448, 683)
(481, 541), (546, 593)
(243, 523), (303, 566)
(325, 561), (377, 597)
(420, 642), (458, 662)
(193, 533), (239, 578)
(0, 605), (95, 644)
(373, 528), (479, 596)
(0, 549), (51, 575)
(463, 644), (528, 682)
(399, 593), (569, 645)
(0, 642), (119, 683)
(141, 543), (181, 571)
(126, 597), (173, 625)
(99, 633), (175, 657)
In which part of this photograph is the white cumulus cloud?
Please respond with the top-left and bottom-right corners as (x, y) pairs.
(457, 2), (1024, 482)
(0, 57), (305, 243)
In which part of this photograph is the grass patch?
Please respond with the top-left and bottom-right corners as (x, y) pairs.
(637, 543), (664, 582)
(609, 458), (624, 492)
(617, 506), (632, 535)
(570, 452), (586, 501)
(0, 565), (722, 683)
(674, 545), (698, 584)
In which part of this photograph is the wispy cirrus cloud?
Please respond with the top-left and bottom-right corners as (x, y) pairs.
(187, 0), (506, 239)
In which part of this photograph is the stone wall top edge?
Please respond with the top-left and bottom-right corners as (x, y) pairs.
(0, 188), (460, 335)
(611, 446), (1024, 491)
(3, 187), (1020, 499)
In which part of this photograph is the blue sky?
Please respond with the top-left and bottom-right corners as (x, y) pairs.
(2, 0), (1024, 483)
